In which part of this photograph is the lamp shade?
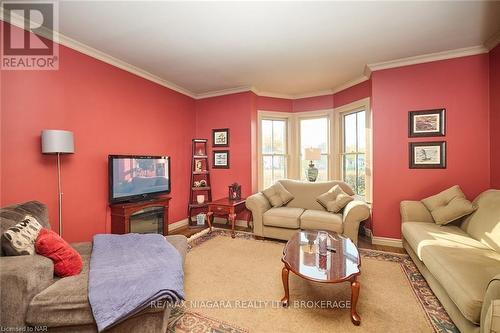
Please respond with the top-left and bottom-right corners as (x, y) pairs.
(41, 130), (74, 154)
(304, 148), (321, 161)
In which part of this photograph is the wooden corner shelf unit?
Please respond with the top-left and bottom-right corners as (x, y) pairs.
(188, 139), (212, 227)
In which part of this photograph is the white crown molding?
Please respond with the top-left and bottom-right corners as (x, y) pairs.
(485, 30), (500, 51)
(332, 75), (370, 94)
(371, 236), (403, 248)
(253, 90), (295, 99)
(1, 7), (496, 102)
(1, 8), (197, 99)
(367, 45), (488, 73)
(195, 85), (255, 99)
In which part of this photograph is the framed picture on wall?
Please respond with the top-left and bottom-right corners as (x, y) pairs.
(409, 141), (446, 169)
(212, 128), (230, 147)
(408, 109), (445, 137)
(213, 150), (230, 169)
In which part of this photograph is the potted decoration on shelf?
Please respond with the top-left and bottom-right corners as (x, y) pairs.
(228, 183), (241, 200)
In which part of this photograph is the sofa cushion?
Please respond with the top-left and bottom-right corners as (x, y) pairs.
(300, 210), (343, 233)
(421, 185), (476, 225)
(2, 216), (43, 256)
(316, 185), (354, 213)
(461, 189), (500, 253)
(430, 197), (476, 225)
(278, 179), (354, 211)
(402, 222), (488, 261)
(262, 182), (294, 208)
(35, 229), (83, 277)
(420, 245), (500, 324)
(26, 254), (95, 327)
(263, 207), (303, 229)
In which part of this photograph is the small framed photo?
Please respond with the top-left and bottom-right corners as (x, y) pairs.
(212, 150), (230, 169)
(408, 109), (445, 137)
(409, 141), (446, 169)
(212, 128), (230, 147)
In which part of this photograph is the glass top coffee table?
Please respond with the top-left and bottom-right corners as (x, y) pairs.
(280, 230), (361, 325)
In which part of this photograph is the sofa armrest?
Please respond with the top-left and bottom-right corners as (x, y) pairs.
(246, 193), (271, 236)
(0, 255), (54, 326)
(400, 200), (434, 224)
(342, 200), (370, 246)
(481, 274), (500, 333)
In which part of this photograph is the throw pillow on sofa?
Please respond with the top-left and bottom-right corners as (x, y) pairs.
(1, 215), (43, 256)
(316, 185), (354, 213)
(421, 185), (477, 225)
(35, 228), (83, 277)
(262, 182), (294, 207)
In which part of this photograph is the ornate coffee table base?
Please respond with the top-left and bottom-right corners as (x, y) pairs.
(279, 230), (362, 326)
(280, 266), (361, 325)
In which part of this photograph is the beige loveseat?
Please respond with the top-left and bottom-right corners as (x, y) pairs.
(401, 189), (500, 333)
(246, 180), (370, 245)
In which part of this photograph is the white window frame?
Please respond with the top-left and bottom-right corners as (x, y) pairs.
(257, 97), (372, 202)
(295, 110), (332, 181)
(257, 112), (293, 191)
(334, 97), (372, 202)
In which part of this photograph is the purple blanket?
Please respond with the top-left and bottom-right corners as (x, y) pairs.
(88, 233), (184, 332)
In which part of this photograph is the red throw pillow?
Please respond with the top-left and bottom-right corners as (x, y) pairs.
(35, 228), (83, 277)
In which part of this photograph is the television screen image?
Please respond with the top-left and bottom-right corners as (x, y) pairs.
(109, 155), (170, 203)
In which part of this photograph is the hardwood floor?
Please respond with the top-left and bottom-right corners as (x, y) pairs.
(171, 223), (406, 254)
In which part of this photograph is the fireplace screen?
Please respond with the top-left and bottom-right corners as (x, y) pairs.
(130, 206), (164, 234)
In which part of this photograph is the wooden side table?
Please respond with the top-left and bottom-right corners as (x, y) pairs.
(206, 197), (252, 238)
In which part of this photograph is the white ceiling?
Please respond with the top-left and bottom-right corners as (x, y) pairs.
(55, 1), (500, 97)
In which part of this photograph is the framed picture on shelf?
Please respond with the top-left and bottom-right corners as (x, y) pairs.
(212, 128), (230, 147)
(213, 150), (230, 169)
(409, 141), (446, 169)
(408, 109), (445, 137)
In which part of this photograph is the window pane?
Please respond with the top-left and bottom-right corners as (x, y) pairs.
(343, 154), (357, 192)
(344, 113), (357, 153)
(273, 155), (286, 181)
(263, 156), (273, 188)
(300, 155), (328, 181)
(300, 117), (328, 153)
(261, 120), (273, 154)
(357, 154), (365, 195)
(317, 155), (328, 181)
(273, 120), (286, 154)
(357, 111), (366, 153)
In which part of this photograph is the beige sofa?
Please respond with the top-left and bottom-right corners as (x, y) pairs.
(246, 179), (370, 245)
(401, 189), (500, 333)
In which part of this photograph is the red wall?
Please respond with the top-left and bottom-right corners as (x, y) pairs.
(194, 92), (256, 200)
(490, 45), (500, 189)
(371, 54), (491, 238)
(334, 80), (372, 108)
(1, 24), (196, 242)
(256, 96), (292, 112)
(293, 94), (334, 112)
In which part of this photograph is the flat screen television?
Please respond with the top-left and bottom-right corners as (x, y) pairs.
(108, 155), (171, 204)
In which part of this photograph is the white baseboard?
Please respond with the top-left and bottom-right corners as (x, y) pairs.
(169, 218), (189, 231)
(371, 236), (403, 248)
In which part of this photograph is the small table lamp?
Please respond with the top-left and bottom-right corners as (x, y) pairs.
(304, 148), (321, 182)
(41, 130), (75, 237)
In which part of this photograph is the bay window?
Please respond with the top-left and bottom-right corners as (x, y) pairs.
(258, 98), (371, 200)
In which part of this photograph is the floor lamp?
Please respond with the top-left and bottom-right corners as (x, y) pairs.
(41, 130), (75, 237)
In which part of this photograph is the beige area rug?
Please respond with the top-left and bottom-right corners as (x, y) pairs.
(172, 229), (458, 333)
